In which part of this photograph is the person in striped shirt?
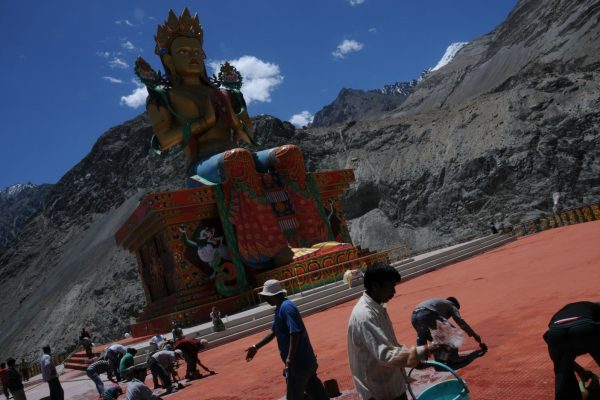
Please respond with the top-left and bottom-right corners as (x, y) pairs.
(86, 359), (115, 397)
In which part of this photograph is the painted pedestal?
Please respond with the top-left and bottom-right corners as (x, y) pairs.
(115, 169), (387, 336)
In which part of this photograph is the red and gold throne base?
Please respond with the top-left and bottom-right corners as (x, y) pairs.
(220, 145), (331, 265)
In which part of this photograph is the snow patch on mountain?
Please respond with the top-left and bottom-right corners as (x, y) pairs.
(373, 80), (418, 96)
(431, 42), (468, 71)
(0, 183), (37, 199)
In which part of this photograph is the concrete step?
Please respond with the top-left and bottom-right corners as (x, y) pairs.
(108, 233), (515, 366)
(204, 285), (366, 347)
(200, 236), (515, 348)
(394, 235), (499, 273)
(396, 235), (507, 275)
(185, 280), (355, 341)
(69, 352), (100, 360)
(402, 235), (515, 281)
(64, 363), (89, 371)
(65, 357), (94, 365)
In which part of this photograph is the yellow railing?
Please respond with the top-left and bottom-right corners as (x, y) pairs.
(512, 201), (600, 237)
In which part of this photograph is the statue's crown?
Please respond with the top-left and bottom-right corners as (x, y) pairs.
(154, 8), (203, 56)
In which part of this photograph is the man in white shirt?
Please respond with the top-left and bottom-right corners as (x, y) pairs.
(149, 331), (165, 351)
(347, 264), (435, 400)
(125, 366), (160, 400)
(39, 346), (63, 400)
(106, 343), (127, 381)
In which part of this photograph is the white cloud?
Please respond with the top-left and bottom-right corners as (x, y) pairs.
(96, 51), (110, 59)
(348, 0), (366, 5)
(289, 111), (314, 128)
(368, 28), (377, 34)
(209, 55), (283, 104)
(115, 19), (134, 26)
(121, 41), (135, 50)
(332, 39), (364, 59)
(120, 85), (148, 108)
(102, 76), (123, 84)
(109, 57), (129, 69)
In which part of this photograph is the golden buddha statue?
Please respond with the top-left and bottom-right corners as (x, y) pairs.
(136, 8), (253, 179)
(135, 8), (333, 276)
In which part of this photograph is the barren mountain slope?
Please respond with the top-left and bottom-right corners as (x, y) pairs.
(1, 0), (599, 362)
(392, 0), (600, 117)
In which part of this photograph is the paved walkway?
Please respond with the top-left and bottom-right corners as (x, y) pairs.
(19, 220), (600, 399)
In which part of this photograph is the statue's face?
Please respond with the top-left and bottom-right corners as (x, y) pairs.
(165, 36), (205, 77)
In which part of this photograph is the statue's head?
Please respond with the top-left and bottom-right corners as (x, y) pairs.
(155, 8), (207, 84)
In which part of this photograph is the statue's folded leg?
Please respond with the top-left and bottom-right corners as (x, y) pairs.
(270, 145), (332, 245)
(186, 151), (228, 187)
(221, 148), (290, 265)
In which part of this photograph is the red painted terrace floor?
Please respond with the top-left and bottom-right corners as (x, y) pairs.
(163, 220), (600, 399)
(33, 220), (600, 400)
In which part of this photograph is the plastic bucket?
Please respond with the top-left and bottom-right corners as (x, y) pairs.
(407, 360), (470, 400)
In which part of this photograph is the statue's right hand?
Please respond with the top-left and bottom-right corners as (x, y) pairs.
(179, 225), (186, 232)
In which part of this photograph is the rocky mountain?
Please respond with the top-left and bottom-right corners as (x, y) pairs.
(352, 0), (600, 249)
(392, 0), (600, 117)
(0, 117), (186, 361)
(0, 183), (53, 251)
(374, 81), (418, 97)
(310, 81), (416, 128)
(1, 0), (599, 363)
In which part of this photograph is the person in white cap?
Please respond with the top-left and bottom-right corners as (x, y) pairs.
(245, 279), (329, 400)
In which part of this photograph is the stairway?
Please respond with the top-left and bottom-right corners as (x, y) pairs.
(105, 233), (514, 369)
(63, 351), (101, 371)
(395, 234), (516, 280)
(139, 283), (221, 321)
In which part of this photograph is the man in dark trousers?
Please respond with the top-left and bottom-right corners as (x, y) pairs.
(245, 279), (329, 400)
(174, 337), (214, 379)
(5, 358), (26, 400)
(348, 264), (434, 400)
(411, 297), (487, 350)
(39, 346), (63, 400)
(543, 301), (600, 400)
(147, 349), (183, 394)
(19, 359), (29, 382)
(79, 327), (93, 358)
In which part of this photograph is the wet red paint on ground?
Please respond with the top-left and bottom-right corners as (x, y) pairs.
(155, 221), (600, 399)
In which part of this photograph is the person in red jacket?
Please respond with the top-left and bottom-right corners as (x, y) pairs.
(0, 362), (9, 400)
(174, 337), (215, 380)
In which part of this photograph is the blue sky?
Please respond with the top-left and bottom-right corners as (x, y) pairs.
(0, 0), (516, 188)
